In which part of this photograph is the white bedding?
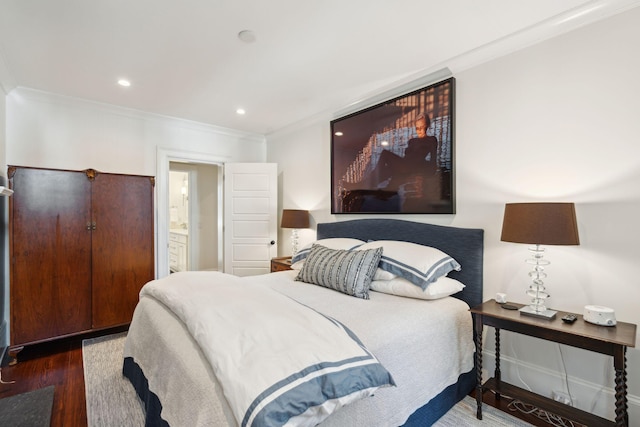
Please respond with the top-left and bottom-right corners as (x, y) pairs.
(124, 270), (475, 427)
(140, 271), (395, 427)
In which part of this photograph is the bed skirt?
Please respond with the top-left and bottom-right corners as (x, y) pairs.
(123, 356), (475, 427)
(403, 368), (475, 426)
(123, 357), (169, 427)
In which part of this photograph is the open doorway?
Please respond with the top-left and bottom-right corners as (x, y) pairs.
(156, 148), (227, 279)
(157, 149), (278, 278)
(167, 161), (222, 274)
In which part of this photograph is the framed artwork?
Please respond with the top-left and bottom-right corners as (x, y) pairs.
(331, 77), (455, 214)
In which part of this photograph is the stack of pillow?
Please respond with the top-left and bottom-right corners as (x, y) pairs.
(291, 238), (464, 301)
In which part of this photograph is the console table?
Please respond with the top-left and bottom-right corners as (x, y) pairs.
(470, 300), (636, 427)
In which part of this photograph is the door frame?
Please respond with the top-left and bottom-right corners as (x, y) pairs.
(156, 148), (229, 279)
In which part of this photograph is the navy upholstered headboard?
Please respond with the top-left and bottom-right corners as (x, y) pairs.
(317, 219), (484, 308)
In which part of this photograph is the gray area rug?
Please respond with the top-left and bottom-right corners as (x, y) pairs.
(432, 395), (533, 427)
(83, 333), (533, 427)
(82, 332), (145, 427)
(0, 385), (54, 427)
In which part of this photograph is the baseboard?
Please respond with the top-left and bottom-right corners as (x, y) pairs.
(481, 349), (639, 422)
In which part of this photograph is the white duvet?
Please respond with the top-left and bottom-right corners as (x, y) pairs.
(127, 270), (475, 426)
(140, 271), (395, 427)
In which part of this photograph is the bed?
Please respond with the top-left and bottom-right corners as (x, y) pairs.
(123, 218), (484, 426)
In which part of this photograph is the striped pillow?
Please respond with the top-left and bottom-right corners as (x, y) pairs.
(295, 244), (383, 299)
(291, 238), (365, 266)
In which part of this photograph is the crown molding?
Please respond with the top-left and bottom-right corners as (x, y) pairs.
(10, 87), (266, 144)
(268, 0), (640, 138)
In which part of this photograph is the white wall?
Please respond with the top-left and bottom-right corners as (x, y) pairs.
(268, 7), (640, 422)
(192, 163), (220, 271)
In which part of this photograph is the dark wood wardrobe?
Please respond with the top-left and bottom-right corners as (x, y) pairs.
(8, 166), (155, 350)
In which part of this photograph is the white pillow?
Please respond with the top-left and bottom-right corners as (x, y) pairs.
(291, 238), (365, 269)
(370, 276), (465, 300)
(373, 269), (397, 281)
(357, 240), (460, 290)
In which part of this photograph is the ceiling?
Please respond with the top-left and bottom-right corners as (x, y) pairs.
(1, 0), (638, 136)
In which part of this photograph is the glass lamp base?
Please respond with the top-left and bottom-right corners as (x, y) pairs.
(291, 228), (300, 255)
(519, 305), (557, 320)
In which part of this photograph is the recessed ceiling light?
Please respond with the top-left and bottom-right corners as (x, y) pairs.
(236, 108), (246, 115)
(118, 79), (131, 87)
(237, 30), (256, 43)
(334, 131), (343, 136)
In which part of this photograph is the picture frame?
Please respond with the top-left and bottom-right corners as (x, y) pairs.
(331, 77), (455, 214)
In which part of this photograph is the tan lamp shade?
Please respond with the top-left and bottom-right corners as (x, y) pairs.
(501, 202), (579, 246)
(281, 209), (310, 229)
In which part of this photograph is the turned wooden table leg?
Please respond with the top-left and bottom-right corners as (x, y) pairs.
(473, 314), (483, 420)
(495, 328), (501, 400)
(614, 346), (628, 426)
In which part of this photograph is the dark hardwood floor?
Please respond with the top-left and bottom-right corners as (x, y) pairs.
(1, 334), (569, 427)
(0, 337), (87, 426)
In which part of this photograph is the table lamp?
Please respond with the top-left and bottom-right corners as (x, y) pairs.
(281, 209), (310, 255)
(500, 202), (579, 319)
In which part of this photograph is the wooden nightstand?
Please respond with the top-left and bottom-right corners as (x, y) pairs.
(470, 300), (636, 427)
(270, 257), (292, 272)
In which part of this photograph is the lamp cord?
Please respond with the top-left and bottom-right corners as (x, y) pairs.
(557, 344), (574, 405)
(507, 398), (577, 427)
(510, 334), (532, 392)
(588, 358), (609, 413)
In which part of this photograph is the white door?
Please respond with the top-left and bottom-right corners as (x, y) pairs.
(224, 163), (278, 276)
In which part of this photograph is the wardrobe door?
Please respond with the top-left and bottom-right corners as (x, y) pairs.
(91, 172), (154, 328)
(9, 167), (92, 346)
